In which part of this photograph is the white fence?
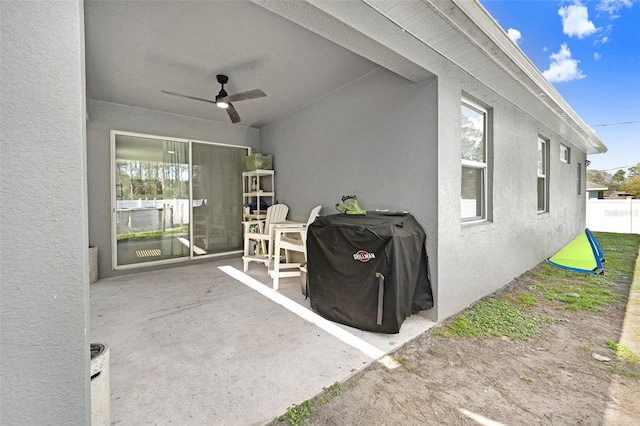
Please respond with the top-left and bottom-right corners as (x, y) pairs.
(586, 198), (640, 234)
(116, 199), (202, 224)
(115, 199), (196, 235)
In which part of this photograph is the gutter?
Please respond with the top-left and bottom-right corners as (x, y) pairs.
(449, 0), (607, 155)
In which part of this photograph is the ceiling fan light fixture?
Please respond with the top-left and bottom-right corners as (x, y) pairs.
(216, 88), (229, 108)
(216, 98), (229, 109)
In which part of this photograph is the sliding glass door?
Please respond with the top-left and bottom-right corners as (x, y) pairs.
(112, 132), (247, 269)
(191, 143), (245, 256)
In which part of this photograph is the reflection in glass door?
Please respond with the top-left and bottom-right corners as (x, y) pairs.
(112, 132), (249, 269)
(113, 134), (190, 267)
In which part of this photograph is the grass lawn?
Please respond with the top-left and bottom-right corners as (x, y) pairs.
(436, 231), (640, 339)
(273, 231), (640, 426)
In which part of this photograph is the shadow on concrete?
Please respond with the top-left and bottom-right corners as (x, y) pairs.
(90, 256), (434, 425)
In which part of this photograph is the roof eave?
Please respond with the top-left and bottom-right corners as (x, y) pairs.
(448, 0), (606, 155)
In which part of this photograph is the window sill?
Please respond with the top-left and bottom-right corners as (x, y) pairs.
(461, 219), (494, 234)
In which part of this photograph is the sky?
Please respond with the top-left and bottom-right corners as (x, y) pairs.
(479, 0), (640, 175)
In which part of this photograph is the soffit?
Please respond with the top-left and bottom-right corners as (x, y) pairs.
(363, 0), (606, 154)
(85, 0), (606, 154)
(84, 1), (382, 128)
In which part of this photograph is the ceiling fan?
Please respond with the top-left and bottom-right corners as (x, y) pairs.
(161, 74), (266, 124)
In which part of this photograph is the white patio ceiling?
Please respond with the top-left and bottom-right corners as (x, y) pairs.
(84, 0), (427, 129)
(84, 0), (605, 154)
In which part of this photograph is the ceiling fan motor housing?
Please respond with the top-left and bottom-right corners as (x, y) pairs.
(215, 75), (229, 107)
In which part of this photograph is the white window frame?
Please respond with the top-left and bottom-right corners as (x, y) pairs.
(461, 98), (488, 222)
(577, 162), (582, 195)
(560, 144), (570, 163)
(537, 137), (549, 213)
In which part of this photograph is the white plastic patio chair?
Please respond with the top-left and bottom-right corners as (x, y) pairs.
(242, 204), (289, 272)
(269, 205), (322, 290)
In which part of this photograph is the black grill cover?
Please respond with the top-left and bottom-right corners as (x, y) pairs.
(307, 213), (433, 334)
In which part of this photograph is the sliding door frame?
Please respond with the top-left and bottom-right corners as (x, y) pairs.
(110, 130), (250, 271)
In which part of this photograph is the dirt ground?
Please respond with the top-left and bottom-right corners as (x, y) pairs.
(273, 248), (640, 425)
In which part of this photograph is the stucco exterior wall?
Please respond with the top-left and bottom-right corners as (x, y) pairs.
(87, 100), (260, 278)
(292, 1), (591, 323)
(300, 0), (592, 322)
(260, 68), (439, 320)
(1, 2), (90, 424)
(261, 53), (588, 323)
(436, 72), (586, 321)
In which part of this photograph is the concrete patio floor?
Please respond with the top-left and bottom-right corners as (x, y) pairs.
(91, 256), (435, 425)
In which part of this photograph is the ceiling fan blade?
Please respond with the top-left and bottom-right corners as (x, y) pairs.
(161, 90), (216, 104)
(227, 89), (266, 103)
(226, 103), (241, 123)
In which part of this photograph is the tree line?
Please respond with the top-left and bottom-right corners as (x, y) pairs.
(115, 160), (190, 201)
(587, 163), (640, 198)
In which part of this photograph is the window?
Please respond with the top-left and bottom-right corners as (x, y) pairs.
(537, 138), (549, 213)
(560, 144), (570, 163)
(461, 99), (488, 221)
(577, 163), (582, 195)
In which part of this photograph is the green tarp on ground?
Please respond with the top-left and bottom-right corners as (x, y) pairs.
(547, 229), (604, 274)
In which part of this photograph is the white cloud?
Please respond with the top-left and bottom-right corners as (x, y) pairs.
(594, 24), (613, 44)
(596, 0), (636, 18)
(542, 43), (587, 82)
(594, 52), (602, 60)
(558, 1), (598, 38)
(506, 28), (522, 44)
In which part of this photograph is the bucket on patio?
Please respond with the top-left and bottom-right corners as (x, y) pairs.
(91, 343), (110, 426)
(300, 263), (309, 298)
(89, 246), (98, 284)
